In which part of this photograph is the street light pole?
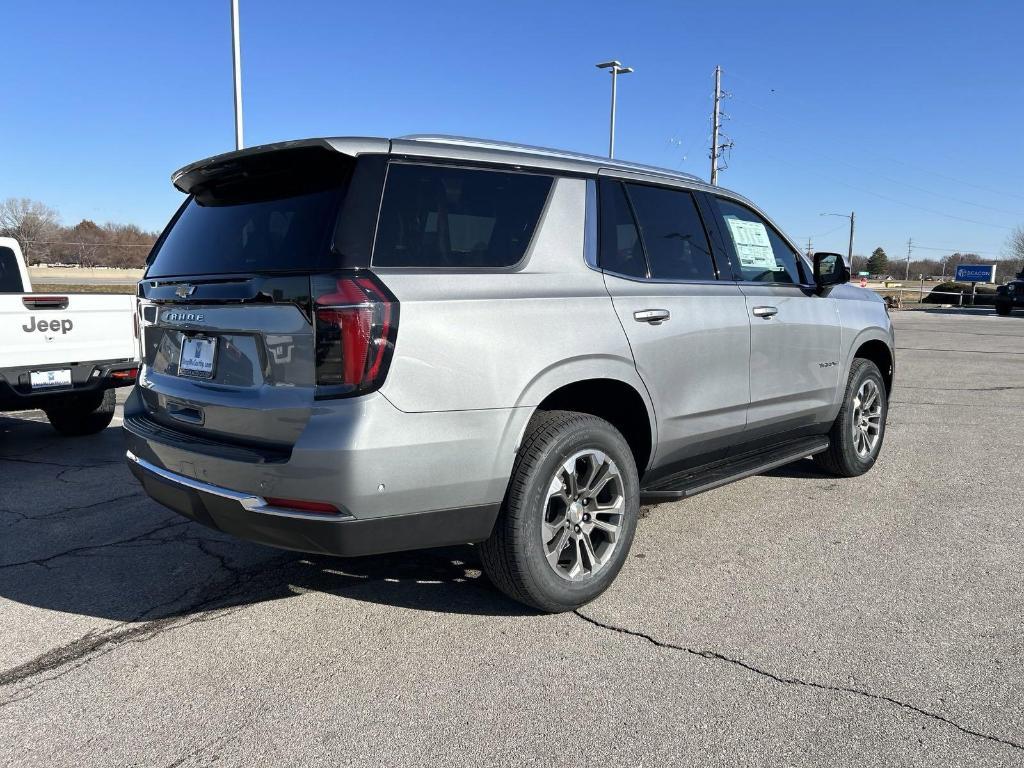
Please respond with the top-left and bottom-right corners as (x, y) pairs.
(230, 0), (244, 150)
(596, 60), (633, 159)
(819, 211), (856, 264)
(847, 210), (855, 265)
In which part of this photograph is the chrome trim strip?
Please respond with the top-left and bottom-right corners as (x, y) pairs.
(125, 450), (352, 521)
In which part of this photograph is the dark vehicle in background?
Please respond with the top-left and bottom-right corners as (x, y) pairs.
(995, 280), (1024, 316)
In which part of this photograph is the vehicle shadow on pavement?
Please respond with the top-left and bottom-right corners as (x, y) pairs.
(0, 414), (535, 624)
(760, 457), (833, 480)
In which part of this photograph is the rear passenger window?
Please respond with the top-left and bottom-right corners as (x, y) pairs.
(373, 164), (552, 268)
(598, 179), (646, 278)
(625, 184), (715, 281)
(713, 198), (803, 284)
(0, 246), (24, 292)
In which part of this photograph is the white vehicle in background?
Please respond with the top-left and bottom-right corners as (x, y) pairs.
(0, 236), (139, 435)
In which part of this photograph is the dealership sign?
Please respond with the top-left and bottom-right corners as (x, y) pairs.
(954, 264), (997, 283)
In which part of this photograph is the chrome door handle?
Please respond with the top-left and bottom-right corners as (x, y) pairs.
(752, 306), (778, 319)
(634, 309), (670, 325)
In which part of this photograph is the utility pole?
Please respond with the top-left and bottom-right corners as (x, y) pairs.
(595, 61), (633, 159)
(847, 211), (856, 265)
(711, 66), (722, 185)
(709, 66), (733, 185)
(806, 237), (813, 258)
(230, 0), (244, 150)
(905, 237), (913, 282)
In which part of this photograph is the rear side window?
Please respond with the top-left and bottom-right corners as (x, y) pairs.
(147, 150), (352, 278)
(713, 197), (803, 284)
(373, 164), (552, 268)
(0, 246), (24, 292)
(598, 179), (646, 278)
(625, 184), (716, 281)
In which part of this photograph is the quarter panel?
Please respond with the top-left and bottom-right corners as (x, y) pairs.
(377, 177), (636, 413)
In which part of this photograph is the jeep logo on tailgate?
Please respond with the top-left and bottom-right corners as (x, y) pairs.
(23, 317), (73, 334)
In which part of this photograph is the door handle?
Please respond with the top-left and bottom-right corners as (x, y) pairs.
(752, 306), (778, 319)
(634, 309), (670, 325)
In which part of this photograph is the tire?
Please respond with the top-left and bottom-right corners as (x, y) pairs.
(814, 359), (888, 477)
(45, 389), (116, 437)
(995, 302), (1011, 316)
(480, 410), (640, 613)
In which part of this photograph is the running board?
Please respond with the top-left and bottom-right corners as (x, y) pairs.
(639, 437), (830, 504)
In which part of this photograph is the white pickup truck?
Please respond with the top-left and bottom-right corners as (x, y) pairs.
(1, 236), (139, 435)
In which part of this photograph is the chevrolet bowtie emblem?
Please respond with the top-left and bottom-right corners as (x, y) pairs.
(175, 284), (197, 298)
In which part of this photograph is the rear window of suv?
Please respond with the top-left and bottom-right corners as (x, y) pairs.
(147, 150), (352, 278)
(373, 163), (553, 268)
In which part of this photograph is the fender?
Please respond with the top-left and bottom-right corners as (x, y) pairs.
(503, 353), (659, 467)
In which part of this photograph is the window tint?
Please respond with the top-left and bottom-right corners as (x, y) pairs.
(598, 179), (646, 278)
(148, 153), (352, 278)
(714, 198), (803, 284)
(373, 164), (552, 268)
(0, 246), (25, 292)
(625, 184), (715, 281)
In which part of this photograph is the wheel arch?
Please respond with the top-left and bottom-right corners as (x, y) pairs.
(852, 336), (894, 394)
(526, 374), (656, 475)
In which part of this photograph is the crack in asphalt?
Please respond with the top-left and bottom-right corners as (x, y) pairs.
(0, 455), (121, 470)
(896, 385), (1024, 393)
(574, 610), (1024, 755)
(0, 532), (288, 708)
(896, 346), (1024, 356)
(0, 517), (190, 570)
(0, 492), (140, 528)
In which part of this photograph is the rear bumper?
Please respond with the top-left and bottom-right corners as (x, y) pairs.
(0, 358), (138, 412)
(123, 385), (530, 556)
(127, 450), (498, 557)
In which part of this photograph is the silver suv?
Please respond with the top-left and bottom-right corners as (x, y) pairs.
(125, 135), (895, 612)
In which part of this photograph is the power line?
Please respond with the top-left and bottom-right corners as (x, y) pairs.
(725, 69), (1024, 204)
(725, 111), (1016, 231)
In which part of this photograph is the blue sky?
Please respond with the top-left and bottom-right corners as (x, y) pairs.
(3, 0), (1023, 261)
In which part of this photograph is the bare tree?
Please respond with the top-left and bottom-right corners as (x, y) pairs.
(1005, 225), (1024, 278)
(0, 198), (60, 264)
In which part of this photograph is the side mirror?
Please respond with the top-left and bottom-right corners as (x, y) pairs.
(813, 252), (850, 290)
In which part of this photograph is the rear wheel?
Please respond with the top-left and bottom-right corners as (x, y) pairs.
(45, 389), (116, 437)
(480, 410), (640, 613)
(814, 359), (887, 477)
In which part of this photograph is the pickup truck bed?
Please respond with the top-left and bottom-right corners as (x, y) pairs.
(1, 237), (139, 435)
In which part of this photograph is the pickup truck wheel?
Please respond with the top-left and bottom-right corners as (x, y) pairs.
(480, 410), (640, 613)
(814, 358), (887, 477)
(44, 389), (116, 437)
(995, 302), (1011, 316)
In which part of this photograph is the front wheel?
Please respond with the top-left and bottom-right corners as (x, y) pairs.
(480, 410), (640, 613)
(45, 389), (116, 437)
(995, 302), (1012, 316)
(814, 359), (888, 477)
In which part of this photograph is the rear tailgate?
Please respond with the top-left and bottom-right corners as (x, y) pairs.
(136, 276), (317, 449)
(132, 144), (395, 452)
(2, 293), (137, 368)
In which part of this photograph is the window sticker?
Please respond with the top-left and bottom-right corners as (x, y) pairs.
(724, 216), (778, 270)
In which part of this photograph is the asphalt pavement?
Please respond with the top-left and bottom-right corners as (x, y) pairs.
(2, 308), (1023, 767)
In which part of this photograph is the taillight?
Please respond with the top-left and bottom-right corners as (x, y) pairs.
(312, 273), (398, 398)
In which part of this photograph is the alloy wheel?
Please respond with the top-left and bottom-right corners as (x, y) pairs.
(851, 378), (883, 458)
(541, 450), (625, 582)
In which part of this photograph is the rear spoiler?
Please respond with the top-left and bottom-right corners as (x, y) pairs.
(170, 137), (390, 195)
